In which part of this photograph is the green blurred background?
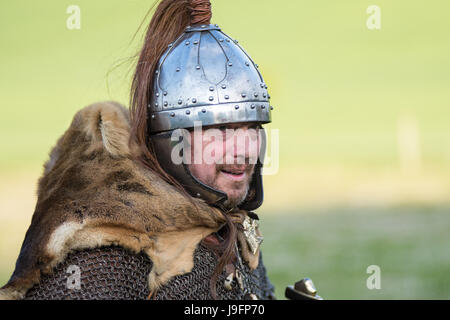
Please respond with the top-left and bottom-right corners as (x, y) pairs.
(1, 0), (449, 299)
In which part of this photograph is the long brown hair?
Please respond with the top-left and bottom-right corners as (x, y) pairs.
(128, 0), (238, 300)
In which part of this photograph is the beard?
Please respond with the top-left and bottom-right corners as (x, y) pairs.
(188, 162), (256, 211)
(211, 165), (255, 210)
(221, 181), (251, 210)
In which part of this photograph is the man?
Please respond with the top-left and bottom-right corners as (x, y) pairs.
(0, 0), (275, 300)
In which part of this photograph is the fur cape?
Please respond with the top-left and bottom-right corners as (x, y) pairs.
(0, 101), (260, 300)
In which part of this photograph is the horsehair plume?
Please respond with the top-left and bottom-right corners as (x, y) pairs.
(129, 0), (196, 199)
(188, 0), (212, 25)
(130, 0), (214, 153)
(129, 0), (232, 301)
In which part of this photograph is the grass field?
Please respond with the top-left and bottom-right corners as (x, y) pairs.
(260, 206), (450, 299)
(1, 0), (449, 299)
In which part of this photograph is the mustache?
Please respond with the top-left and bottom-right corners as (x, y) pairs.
(221, 154), (258, 166)
(217, 164), (254, 173)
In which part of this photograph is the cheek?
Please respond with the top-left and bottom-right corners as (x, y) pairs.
(189, 163), (218, 184)
(204, 137), (226, 164)
(215, 141), (227, 163)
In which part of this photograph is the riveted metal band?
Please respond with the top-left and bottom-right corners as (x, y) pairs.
(149, 101), (271, 133)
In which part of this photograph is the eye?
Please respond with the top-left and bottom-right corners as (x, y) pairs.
(218, 125), (227, 132)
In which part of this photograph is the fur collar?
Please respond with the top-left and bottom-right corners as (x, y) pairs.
(0, 101), (237, 299)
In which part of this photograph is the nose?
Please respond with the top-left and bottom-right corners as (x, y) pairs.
(225, 127), (260, 165)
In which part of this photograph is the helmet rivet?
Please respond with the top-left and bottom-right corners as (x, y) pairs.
(263, 93), (267, 98)
(241, 93), (246, 98)
(168, 43), (173, 48)
(155, 102), (158, 107)
(196, 65), (201, 70)
(270, 106), (274, 110)
(176, 67), (180, 72)
(178, 99), (183, 104)
(151, 114), (155, 119)
(215, 24), (219, 27)
(228, 62), (233, 67)
(185, 41), (190, 45)
(202, 108), (206, 113)
(226, 39), (230, 42)
(256, 64), (259, 68)
(196, 193), (201, 197)
(201, 25), (206, 28)
(156, 92), (160, 97)
(251, 104), (256, 109)
(254, 92), (259, 97)
(260, 83), (264, 88)
(261, 105), (265, 109)
(235, 105), (239, 110)
(163, 91), (167, 96)
(245, 62), (250, 66)
(224, 95), (229, 99)
(164, 101), (168, 107)
(192, 98), (197, 103)
(209, 96), (214, 101)
(155, 70), (159, 75)
(268, 94), (271, 99)
(209, 86), (214, 91)
(194, 40), (199, 45)
(265, 85), (268, 89)
(170, 112), (175, 117)
(186, 110), (191, 115)
(219, 39), (224, 42)
(234, 39), (239, 43)
(221, 84), (226, 89)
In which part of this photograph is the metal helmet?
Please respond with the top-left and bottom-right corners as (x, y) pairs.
(148, 24), (272, 211)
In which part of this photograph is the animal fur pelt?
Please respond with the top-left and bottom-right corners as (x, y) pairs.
(0, 101), (262, 300)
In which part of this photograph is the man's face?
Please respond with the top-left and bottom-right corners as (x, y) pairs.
(187, 122), (262, 209)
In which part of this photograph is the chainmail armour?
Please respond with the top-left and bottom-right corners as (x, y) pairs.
(24, 240), (275, 300)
